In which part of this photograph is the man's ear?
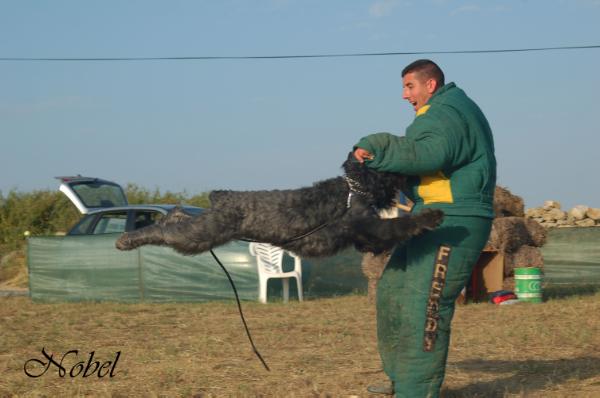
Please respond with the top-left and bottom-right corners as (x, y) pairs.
(426, 78), (438, 94)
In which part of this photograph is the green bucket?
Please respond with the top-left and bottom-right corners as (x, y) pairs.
(514, 267), (543, 303)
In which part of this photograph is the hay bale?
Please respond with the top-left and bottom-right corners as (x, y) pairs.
(361, 207), (400, 302)
(503, 245), (545, 277)
(487, 217), (547, 253)
(502, 276), (515, 292)
(494, 186), (525, 218)
(361, 251), (391, 303)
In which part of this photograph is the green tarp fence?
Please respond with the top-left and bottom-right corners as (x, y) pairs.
(541, 227), (600, 285)
(27, 234), (366, 302)
(27, 227), (600, 302)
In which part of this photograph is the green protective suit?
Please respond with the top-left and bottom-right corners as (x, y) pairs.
(354, 82), (496, 397)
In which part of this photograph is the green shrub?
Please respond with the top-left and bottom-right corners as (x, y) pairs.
(125, 183), (210, 208)
(0, 190), (79, 253)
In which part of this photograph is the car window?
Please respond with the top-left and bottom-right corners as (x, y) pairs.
(183, 207), (203, 216)
(133, 211), (164, 230)
(68, 215), (96, 235)
(70, 181), (128, 208)
(92, 212), (128, 234)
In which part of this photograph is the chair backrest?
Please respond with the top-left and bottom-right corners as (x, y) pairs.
(249, 242), (285, 274)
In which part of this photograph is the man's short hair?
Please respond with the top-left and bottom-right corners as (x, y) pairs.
(402, 59), (445, 87)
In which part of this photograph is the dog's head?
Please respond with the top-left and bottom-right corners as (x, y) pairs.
(342, 152), (406, 209)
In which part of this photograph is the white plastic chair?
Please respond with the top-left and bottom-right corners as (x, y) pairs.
(249, 242), (303, 304)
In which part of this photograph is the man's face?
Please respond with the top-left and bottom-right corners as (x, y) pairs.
(402, 72), (437, 112)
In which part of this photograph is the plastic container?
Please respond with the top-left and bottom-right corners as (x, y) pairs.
(514, 267), (543, 303)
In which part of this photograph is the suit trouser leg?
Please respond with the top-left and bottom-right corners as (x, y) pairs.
(376, 215), (492, 398)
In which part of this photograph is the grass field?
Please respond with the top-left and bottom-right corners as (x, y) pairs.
(1, 291), (599, 397)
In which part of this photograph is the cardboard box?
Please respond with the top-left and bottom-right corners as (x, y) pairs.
(466, 249), (504, 303)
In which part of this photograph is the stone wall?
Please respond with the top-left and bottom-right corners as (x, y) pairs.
(525, 201), (600, 228)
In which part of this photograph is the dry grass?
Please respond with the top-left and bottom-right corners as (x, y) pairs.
(0, 250), (28, 288)
(1, 292), (599, 397)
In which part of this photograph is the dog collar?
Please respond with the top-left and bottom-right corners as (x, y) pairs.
(344, 175), (372, 196)
(344, 175), (374, 208)
(346, 191), (353, 208)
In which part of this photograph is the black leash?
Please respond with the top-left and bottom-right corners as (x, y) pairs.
(238, 217), (336, 245)
(207, 175), (367, 371)
(209, 211), (347, 372)
(209, 249), (271, 371)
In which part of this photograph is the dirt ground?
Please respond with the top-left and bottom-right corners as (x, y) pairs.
(1, 292), (599, 397)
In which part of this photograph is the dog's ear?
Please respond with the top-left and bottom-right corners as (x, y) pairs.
(342, 151), (362, 174)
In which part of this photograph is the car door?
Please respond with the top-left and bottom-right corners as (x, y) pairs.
(132, 210), (164, 230)
(90, 211), (130, 234)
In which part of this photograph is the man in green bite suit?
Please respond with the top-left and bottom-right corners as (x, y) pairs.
(354, 59), (496, 397)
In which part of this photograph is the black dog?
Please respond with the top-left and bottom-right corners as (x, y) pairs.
(115, 153), (443, 257)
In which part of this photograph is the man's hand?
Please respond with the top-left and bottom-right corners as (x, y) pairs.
(353, 148), (374, 163)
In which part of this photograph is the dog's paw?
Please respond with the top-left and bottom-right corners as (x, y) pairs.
(417, 208), (445, 230)
(115, 233), (135, 251)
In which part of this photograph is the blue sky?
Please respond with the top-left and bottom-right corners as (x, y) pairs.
(1, 0), (599, 210)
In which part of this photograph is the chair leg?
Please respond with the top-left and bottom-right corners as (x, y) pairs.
(282, 279), (290, 303)
(259, 277), (268, 304)
(296, 277), (303, 302)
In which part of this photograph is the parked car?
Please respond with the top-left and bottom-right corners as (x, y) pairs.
(26, 176), (366, 303)
(57, 175), (203, 236)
